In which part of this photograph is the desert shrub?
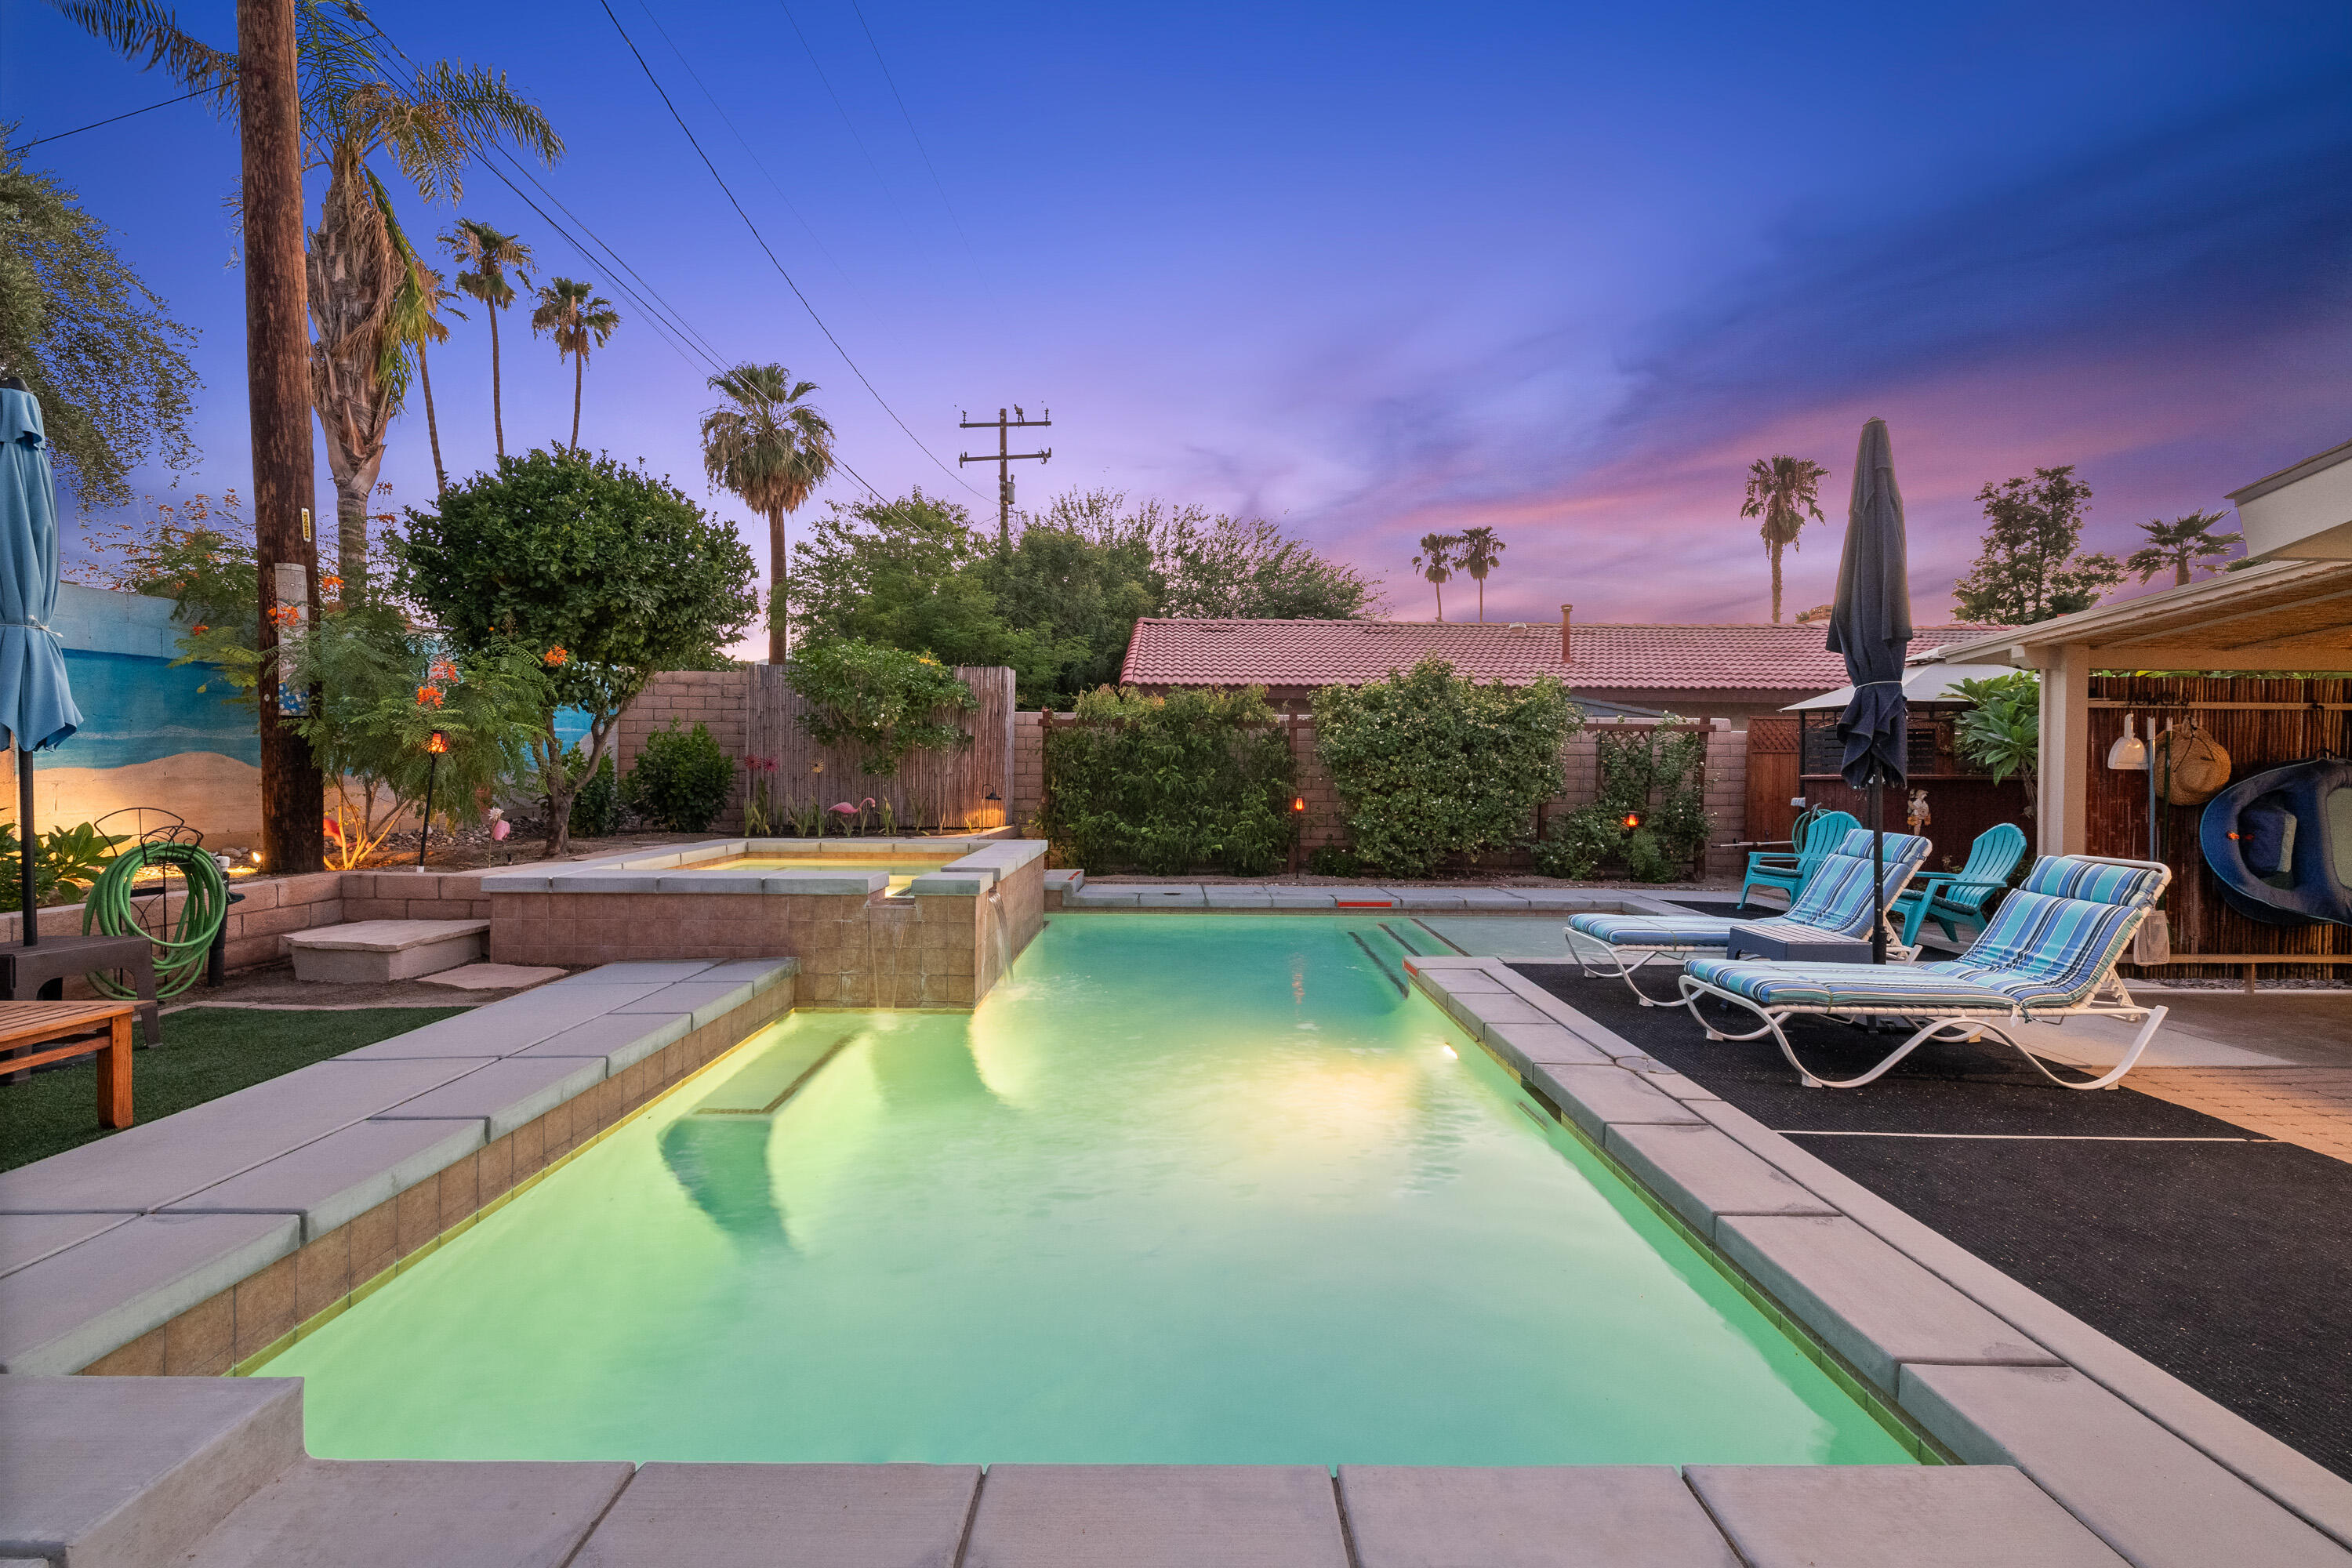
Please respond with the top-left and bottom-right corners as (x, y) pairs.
(565, 747), (619, 839)
(1306, 844), (1365, 878)
(627, 721), (733, 832)
(1312, 659), (1577, 878)
(1041, 686), (1294, 876)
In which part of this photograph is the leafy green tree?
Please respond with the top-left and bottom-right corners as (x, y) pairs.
(531, 277), (618, 452)
(791, 490), (1086, 699)
(1952, 672), (2041, 815)
(699, 362), (834, 663)
(1036, 489), (1379, 620)
(1951, 466), (2121, 624)
(1740, 455), (1829, 624)
(2125, 510), (2242, 586)
(1313, 659), (1577, 877)
(391, 448), (757, 855)
(785, 641), (975, 777)
(1456, 525), (1505, 622)
(1411, 532), (1461, 622)
(445, 220), (531, 459)
(0, 138), (198, 510)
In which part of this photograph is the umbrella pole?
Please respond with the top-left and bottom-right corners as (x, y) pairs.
(1870, 768), (1886, 965)
(16, 746), (34, 947)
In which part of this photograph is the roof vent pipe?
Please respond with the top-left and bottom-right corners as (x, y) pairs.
(1560, 604), (1573, 664)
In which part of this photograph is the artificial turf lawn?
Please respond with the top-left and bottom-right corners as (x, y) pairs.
(0, 1007), (467, 1171)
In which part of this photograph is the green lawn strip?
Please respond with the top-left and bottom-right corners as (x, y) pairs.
(0, 1007), (470, 1171)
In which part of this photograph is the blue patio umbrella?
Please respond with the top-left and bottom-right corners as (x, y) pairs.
(1824, 417), (1913, 964)
(2, 379), (83, 945)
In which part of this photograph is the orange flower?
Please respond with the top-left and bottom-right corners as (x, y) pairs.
(191, 624), (209, 635)
(543, 647), (569, 667)
(427, 659), (458, 684)
(266, 604), (301, 626)
(416, 686), (445, 708)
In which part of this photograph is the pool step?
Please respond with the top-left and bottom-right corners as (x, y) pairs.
(287, 919), (489, 983)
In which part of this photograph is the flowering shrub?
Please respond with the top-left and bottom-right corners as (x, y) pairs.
(1312, 659), (1577, 878)
(784, 639), (976, 778)
(1040, 686), (1294, 876)
(1531, 717), (1712, 881)
(624, 720), (734, 833)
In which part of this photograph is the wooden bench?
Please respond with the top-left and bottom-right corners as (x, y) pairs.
(0, 1001), (138, 1129)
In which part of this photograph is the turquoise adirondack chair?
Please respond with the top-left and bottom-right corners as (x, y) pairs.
(1739, 809), (1859, 908)
(1893, 822), (2029, 945)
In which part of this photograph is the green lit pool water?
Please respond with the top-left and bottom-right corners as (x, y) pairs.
(263, 914), (1915, 1466)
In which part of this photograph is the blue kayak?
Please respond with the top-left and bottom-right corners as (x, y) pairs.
(2199, 756), (2352, 927)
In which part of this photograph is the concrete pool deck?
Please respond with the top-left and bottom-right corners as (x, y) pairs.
(6, 922), (2351, 1564)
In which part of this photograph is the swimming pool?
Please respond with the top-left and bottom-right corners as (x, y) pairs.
(260, 915), (1917, 1467)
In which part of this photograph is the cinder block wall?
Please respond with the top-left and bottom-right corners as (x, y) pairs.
(615, 670), (751, 832)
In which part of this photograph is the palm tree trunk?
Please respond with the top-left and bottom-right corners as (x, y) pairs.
(1769, 542), (1784, 624)
(1477, 577), (1485, 622)
(2175, 560), (2190, 586)
(1435, 584), (1444, 622)
(769, 504), (789, 664)
(419, 335), (447, 495)
(488, 301), (505, 460)
(570, 351), (583, 451)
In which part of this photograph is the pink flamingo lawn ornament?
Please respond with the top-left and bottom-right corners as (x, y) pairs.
(828, 797), (876, 837)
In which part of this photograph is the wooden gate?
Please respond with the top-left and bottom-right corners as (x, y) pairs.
(744, 665), (1014, 832)
(1744, 716), (1801, 848)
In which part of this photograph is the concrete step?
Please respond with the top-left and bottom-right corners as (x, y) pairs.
(287, 920), (490, 982)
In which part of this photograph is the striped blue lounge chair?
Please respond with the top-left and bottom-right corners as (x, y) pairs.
(1563, 829), (1933, 1005)
(1675, 854), (2172, 1091)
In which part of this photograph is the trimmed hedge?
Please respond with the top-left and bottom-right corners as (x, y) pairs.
(1041, 686), (1295, 876)
(1313, 659), (1577, 878)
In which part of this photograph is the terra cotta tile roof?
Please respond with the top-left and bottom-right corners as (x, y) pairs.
(1117, 618), (2000, 693)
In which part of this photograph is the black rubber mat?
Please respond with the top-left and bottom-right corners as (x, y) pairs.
(1510, 961), (2352, 1479)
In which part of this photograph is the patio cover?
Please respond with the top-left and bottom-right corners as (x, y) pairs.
(1917, 557), (2352, 855)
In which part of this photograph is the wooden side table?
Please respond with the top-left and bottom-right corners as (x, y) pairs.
(0, 1000), (138, 1128)
(0, 934), (161, 1046)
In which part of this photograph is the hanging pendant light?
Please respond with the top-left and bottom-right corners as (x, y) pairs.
(2106, 712), (2148, 771)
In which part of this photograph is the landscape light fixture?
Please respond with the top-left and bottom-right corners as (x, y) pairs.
(1621, 811), (1644, 831)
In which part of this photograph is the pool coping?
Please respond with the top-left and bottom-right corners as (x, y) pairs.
(8, 930), (2351, 1566)
(476, 835), (1046, 898)
(1403, 955), (2352, 1565)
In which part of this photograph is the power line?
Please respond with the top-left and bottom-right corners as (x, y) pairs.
(594, 0), (984, 500)
(630, 0), (855, 289)
(16, 82), (225, 150)
(774, 0), (905, 219)
(844, 0), (986, 279)
(354, 14), (891, 505)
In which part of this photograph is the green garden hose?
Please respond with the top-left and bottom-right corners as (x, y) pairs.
(83, 843), (230, 999)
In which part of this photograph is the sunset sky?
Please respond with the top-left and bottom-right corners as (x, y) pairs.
(7, 0), (2349, 637)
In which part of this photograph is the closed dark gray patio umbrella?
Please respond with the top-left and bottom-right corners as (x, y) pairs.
(1825, 417), (1913, 964)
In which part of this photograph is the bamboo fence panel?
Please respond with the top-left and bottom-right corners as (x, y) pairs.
(2089, 674), (2351, 979)
(745, 665), (1014, 833)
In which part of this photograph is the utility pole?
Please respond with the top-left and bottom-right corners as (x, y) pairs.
(238, 0), (325, 875)
(958, 406), (1052, 551)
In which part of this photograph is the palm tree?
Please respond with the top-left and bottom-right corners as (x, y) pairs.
(1412, 532), (1461, 622)
(531, 278), (619, 451)
(1456, 525), (1505, 622)
(2125, 510), (2243, 586)
(49, 2), (564, 592)
(445, 220), (532, 461)
(701, 365), (835, 663)
(1740, 455), (1831, 623)
(390, 259), (463, 495)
